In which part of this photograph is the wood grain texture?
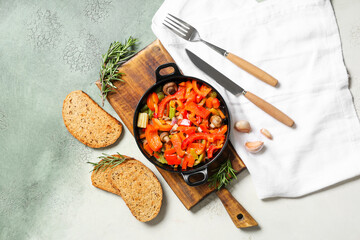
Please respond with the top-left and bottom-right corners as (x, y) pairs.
(226, 52), (278, 86)
(96, 39), (247, 210)
(216, 188), (258, 228)
(244, 91), (294, 127)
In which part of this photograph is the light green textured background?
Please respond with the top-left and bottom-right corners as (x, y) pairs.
(1, 0), (360, 240)
(0, 0), (163, 239)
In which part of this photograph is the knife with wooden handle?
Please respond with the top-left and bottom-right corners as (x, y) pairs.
(186, 49), (294, 127)
(226, 53), (278, 87)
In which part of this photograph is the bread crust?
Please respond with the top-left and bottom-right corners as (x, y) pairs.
(62, 90), (122, 148)
(106, 157), (163, 222)
(91, 160), (120, 195)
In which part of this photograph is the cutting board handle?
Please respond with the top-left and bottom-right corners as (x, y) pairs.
(155, 63), (182, 83)
(216, 187), (258, 228)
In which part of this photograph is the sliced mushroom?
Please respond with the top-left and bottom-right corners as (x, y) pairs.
(163, 82), (178, 95)
(210, 115), (222, 128)
(159, 132), (170, 143)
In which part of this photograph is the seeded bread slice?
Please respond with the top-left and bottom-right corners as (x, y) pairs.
(62, 90), (122, 148)
(107, 158), (163, 222)
(91, 160), (120, 195)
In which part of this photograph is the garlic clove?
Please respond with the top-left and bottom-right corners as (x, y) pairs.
(245, 141), (264, 153)
(260, 128), (272, 139)
(234, 120), (251, 133)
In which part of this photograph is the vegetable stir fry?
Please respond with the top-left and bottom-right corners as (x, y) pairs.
(137, 80), (227, 170)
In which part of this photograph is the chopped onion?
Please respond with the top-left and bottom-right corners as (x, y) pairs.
(170, 124), (179, 134)
(171, 117), (178, 125)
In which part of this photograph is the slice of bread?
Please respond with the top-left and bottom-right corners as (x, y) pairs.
(107, 157), (163, 222)
(62, 90), (122, 148)
(91, 160), (120, 195)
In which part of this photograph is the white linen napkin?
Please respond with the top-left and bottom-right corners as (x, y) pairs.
(151, 0), (360, 199)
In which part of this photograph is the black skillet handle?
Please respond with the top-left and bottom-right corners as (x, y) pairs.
(181, 168), (208, 187)
(155, 63), (182, 83)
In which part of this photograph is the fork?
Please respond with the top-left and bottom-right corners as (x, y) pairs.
(163, 14), (278, 87)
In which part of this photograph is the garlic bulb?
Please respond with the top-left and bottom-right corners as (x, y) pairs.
(234, 120), (251, 133)
(260, 128), (272, 139)
(245, 141), (264, 153)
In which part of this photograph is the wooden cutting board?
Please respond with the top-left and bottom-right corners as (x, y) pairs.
(96, 39), (247, 210)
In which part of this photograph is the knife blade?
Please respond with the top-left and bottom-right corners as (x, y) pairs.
(186, 49), (245, 96)
(185, 49), (294, 127)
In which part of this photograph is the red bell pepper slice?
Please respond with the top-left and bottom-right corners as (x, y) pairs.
(198, 98), (206, 107)
(145, 124), (163, 152)
(207, 145), (223, 158)
(196, 95), (203, 103)
(206, 97), (213, 108)
(192, 80), (212, 97)
(143, 142), (153, 156)
(164, 142), (172, 150)
(165, 153), (181, 165)
(177, 126), (196, 135)
(185, 101), (210, 119)
(182, 133), (208, 149)
(182, 133), (225, 149)
(192, 80), (202, 96)
(196, 116), (202, 125)
(147, 92), (159, 112)
(182, 157), (188, 170)
(185, 90), (197, 103)
(174, 86), (186, 100)
(188, 143), (206, 155)
(153, 152), (160, 159)
(210, 125), (228, 135)
(185, 81), (193, 93)
(184, 154), (195, 168)
(158, 95), (177, 117)
(199, 124), (209, 133)
(187, 113), (199, 126)
(217, 108), (226, 119)
(178, 118), (192, 127)
(152, 118), (173, 131)
(175, 100), (184, 110)
(179, 109), (188, 119)
(212, 98), (220, 108)
(177, 132), (187, 141)
(207, 134), (225, 143)
(171, 134), (185, 157)
(199, 84), (212, 97)
(164, 148), (176, 155)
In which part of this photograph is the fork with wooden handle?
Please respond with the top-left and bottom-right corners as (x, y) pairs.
(163, 13), (278, 87)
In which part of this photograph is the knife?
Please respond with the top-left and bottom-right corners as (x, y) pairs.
(186, 49), (294, 127)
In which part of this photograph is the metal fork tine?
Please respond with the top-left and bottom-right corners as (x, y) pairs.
(164, 19), (188, 35)
(167, 13), (192, 29)
(165, 16), (189, 32)
(165, 17), (189, 33)
(162, 23), (186, 38)
(166, 15), (190, 31)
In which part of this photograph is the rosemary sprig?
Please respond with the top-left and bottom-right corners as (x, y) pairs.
(87, 153), (131, 172)
(208, 159), (237, 190)
(99, 37), (138, 106)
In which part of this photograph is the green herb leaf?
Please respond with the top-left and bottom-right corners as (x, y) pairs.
(99, 37), (138, 106)
(208, 159), (237, 190)
(87, 153), (131, 172)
